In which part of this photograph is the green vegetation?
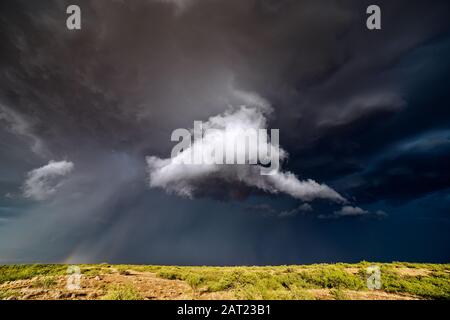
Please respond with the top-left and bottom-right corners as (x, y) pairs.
(102, 284), (143, 300)
(0, 289), (19, 300)
(330, 288), (349, 300)
(0, 264), (67, 284)
(0, 262), (449, 300)
(32, 276), (57, 288)
(0, 264), (113, 284)
(150, 263), (449, 299)
(381, 269), (450, 299)
(153, 265), (353, 299)
(297, 266), (365, 289)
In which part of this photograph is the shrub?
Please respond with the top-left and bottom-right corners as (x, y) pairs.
(32, 276), (57, 288)
(102, 285), (142, 300)
(298, 267), (365, 290)
(0, 264), (67, 284)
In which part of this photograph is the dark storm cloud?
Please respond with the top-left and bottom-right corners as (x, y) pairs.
(245, 202), (314, 218)
(0, 0), (449, 263)
(1, 0), (447, 156)
(293, 37), (450, 206)
(342, 130), (450, 205)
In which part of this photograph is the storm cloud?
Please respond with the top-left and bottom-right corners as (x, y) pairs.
(0, 0), (449, 264)
(146, 105), (345, 203)
(23, 160), (74, 201)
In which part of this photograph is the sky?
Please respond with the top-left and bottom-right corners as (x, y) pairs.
(0, 0), (449, 265)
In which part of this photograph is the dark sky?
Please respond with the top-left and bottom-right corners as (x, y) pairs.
(0, 0), (449, 264)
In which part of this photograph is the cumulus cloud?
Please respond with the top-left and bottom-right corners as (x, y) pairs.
(319, 206), (387, 219)
(334, 206), (369, 217)
(23, 160), (74, 201)
(146, 103), (346, 203)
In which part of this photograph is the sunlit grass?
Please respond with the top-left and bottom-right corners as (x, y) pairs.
(1, 262), (449, 300)
(102, 284), (143, 300)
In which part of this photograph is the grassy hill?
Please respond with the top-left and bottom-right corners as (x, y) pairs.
(1, 262), (449, 300)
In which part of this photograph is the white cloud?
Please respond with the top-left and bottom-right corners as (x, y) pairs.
(334, 205), (368, 217)
(318, 206), (387, 219)
(146, 103), (346, 203)
(23, 160), (74, 201)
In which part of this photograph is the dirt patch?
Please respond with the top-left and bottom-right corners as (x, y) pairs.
(304, 289), (417, 300)
(394, 268), (431, 277)
(91, 270), (193, 300)
(344, 290), (418, 300)
(0, 269), (194, 300)
(345, 267), (361, 275)
(196, 291), (236, 300)
(307, 289), (333, 299)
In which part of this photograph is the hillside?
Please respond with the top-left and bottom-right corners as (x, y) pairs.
(1, 262), (449, 300)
